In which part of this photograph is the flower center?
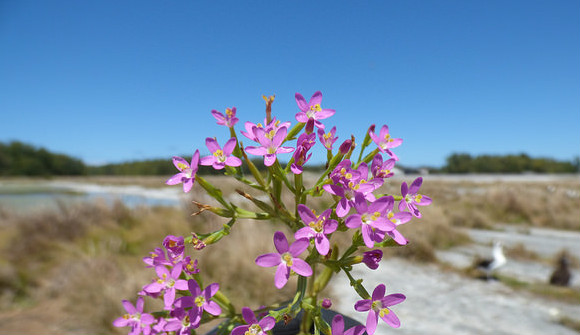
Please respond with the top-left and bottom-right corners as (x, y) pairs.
(308, 104), (322, 115)
(226, 108), (233, 117)
(245, 324), (263, 335)
(177, 162), (189, 171)
(308, 219), (324, 233)
(281, 252), (293, 267)
(213, 149), (226, 162)
(265, 129), (276, 140)
(194, 295), (206, 307)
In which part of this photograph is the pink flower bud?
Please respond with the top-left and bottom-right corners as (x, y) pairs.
(362, 249), (383, 270)
(339, 139), (352, 154)
(322, 298), (332, 309)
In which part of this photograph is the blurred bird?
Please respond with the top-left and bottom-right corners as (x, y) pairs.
(549, 253), (571, 286)
(474, 241), (506, 281)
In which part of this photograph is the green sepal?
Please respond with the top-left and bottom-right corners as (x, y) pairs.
(285, 122), (305, 142)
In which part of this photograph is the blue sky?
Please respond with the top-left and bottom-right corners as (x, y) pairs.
(1, 1), (579, 168)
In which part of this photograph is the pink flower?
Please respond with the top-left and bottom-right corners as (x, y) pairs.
(142, 263), (188, 310)
(354, 284), (405, 334)
(371, 154), (396, 179)
(323, 161), (382, 218)
(113, 297), (155, 335)
(255, 231), (312, 289)
(330, 314), (366, 335)
(399, 177), (432, 218)
(290, 133), (316, 175)
(369, 125), (402, 160)
(163, 235), (185, 259)
(295, 91), (335, 129)
(345, 194), (396, 248)
(318, 126), (338, 150)
(382, 204), (413, 245)
(231, 307), (276, 335)
(211, 107), (239, 128)
(164, 307), (196, 335)
(245, 126), (294, 167)
(200, 137), (242, 170)
(165, 150), (200, 193)
(174, 279), (221, 328)
(143, 247), (171, 268)
(241, 117), (291, 142)
(295, 205), (337, 255)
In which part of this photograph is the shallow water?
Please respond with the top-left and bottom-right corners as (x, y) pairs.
(0, 180), (184, 213)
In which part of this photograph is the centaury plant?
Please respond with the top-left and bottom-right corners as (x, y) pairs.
(114, 91), (432, 335)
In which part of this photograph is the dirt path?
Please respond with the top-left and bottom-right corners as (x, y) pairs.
(331, 257), (580, 335)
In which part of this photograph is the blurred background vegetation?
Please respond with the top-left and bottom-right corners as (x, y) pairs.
(1, 140), (579, 176)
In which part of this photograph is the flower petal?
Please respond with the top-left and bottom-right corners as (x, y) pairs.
(172, 156), (189, 170)
(259, 316), (276, 331)
(409, 177), (423, 194)
(205, 137), (221, 153)
(295, 93), (308, 112)
(165, 172), (184, 185)
(291, 258), (313, 277)
(289, 238), (310, 256)
(122, 300), (137, 314)
(354, 299), (371, 312)
(382, 309), (401, 328)
(273, 231), (289, 253)
(241, 307), (257, 324)
(203, 300), (222, 316)
(274, 263), (290, 289)
(381, 293), (406, 307)
(366, 310), (378, 335)
(372, 284), (386, 301)
(309, 91), (322, 106)
(223, 138), (237, 155)
(255, 253), (281, 267)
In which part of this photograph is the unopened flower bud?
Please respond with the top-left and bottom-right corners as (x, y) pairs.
(305, 118), (315, 134)
(339, 139), (352, 154)
(362, 249), (383, 270)
(322, 298), (332, 309)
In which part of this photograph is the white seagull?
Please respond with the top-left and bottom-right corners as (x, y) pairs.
(475, 241), (506, 280)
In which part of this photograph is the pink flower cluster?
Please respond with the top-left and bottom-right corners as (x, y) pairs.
(116, 91), (431, 335)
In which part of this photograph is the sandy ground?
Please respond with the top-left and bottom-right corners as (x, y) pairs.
(330, 226), (580, 335)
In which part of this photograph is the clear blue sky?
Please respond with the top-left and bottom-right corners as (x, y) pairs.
(1, 1), (579, 168)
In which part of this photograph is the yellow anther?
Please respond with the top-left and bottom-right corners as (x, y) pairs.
(213, 149), (224, 157)
(194, 296), (206, 307)
(379, 308), (390, 318)
(310, 104), (322, 112)
(282, 252), (293, 266)
(416, 195), (423, 201)
(387, 212), (394, 219)
(123, 314), (131, 320)
(226, 108), (233, 117)
(177, 163), (189, 171)
(345, 173), (353, 179)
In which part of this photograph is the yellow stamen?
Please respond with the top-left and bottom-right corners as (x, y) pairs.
(194, 296), (205, 307)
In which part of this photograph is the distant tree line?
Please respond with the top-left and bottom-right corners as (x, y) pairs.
(0, 141), (86, 176)
(441, 153), (579, 173)
(1, 141), (578, 176)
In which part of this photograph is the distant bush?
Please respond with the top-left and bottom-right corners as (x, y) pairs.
(0, 141), (86, 176)
(442, 152), (579, 173)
